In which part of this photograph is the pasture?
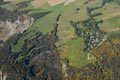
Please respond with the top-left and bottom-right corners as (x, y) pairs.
(59, 38), (88, 67)
(87, 0), (120, 34)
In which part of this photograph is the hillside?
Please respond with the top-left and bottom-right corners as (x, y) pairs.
(0, 0), (120, 80)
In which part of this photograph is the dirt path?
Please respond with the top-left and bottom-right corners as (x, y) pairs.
(48, 0), (65, 6)
(103, 27), (120, 32)
(31, 0), (76, 8)
(103, 12), (120, 20)
(64, 0), (75, 6)
(31, 0), (48, 9)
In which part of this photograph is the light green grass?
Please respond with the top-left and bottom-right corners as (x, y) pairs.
(99, 16), (120, 30)
(56, 0), (90, 46)
(92, 4), (120, 20)
(29, 2), (64, 14)
(40, 3), (51, 9)
(13, 11), (59, 52)
(1, 3), (16, 11)
(12, 0), (30, 4)
(12, 2), (64, 52)
(59, 38), (88, 68)
(29, 3), (64, 14)
(29, 11), (59, 33)
(13, 0), (90, 52)
(108, 30), (120, 35)
(86, 0), (120, 31)
(86, 0), (102, 8)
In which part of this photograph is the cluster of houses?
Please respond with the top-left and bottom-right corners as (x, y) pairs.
(85, 32), (106, 52)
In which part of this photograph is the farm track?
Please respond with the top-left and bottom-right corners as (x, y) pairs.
(103, 27), (120, 32)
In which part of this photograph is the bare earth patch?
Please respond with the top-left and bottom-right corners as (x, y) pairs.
(48, 0), (65, 6)
(103, 12), (120, 20)
(4, 0), (26, 3)
(31, 0), (76, 8)
(0, 14), (34, 41)
(31, 0), (48, 9)
(64, 0), (76, 6)
(103, 27), (120, 32)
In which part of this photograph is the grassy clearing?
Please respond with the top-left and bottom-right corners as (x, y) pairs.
(29, 11), (59, 33)
(99, 16), (120, 30)
(92, 4), (120, 20)
(60, 0), (89, 21)
(12, 2), (65, 52)
(67, 38), (87, 67)
(59, 38), (88, 68)
(56, 0), (89, 46)
(31, 0), (48, 9)
(55, 0), (94, 68)
(108, 30), (120, 35)
(39, 3), (51, 9)
(87, 0), (120, 32)
(1, 3), (16, 11)
(12, 0), (30, 4)
(29, 2), (64, 14)
(86, 0), (102, 8)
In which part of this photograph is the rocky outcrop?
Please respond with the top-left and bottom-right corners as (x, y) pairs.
(0, 14), (34, 42)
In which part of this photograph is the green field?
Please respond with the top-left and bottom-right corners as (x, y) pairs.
(56, 0), (90, 46)
(12, 0), (30, 4)
(13, 0), (90, 52)
(108, 30), (120, 35)
(89, 1), (120, 30)
(55, 0), (93, 68)
(29, 3), (64, 14)
(13, 10), (60, 52)
(66, 38), (88, 67)
(59, 37), (97, 68)
(1, 3), (16, 11)
(99, 16), (120, 30)
(12, 2), (65, 52)
(86, 0), (120, 33)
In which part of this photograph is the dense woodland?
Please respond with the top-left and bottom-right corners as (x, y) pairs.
(1, 27), (63, 80)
